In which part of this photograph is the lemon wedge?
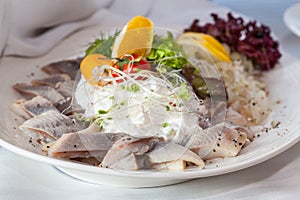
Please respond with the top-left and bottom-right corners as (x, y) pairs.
(177, 32), (231, 63)
(111, 16), (153, 58)
(80, 54), (113, 85)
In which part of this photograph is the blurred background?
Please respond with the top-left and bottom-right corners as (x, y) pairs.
(1, 0), (300, 59)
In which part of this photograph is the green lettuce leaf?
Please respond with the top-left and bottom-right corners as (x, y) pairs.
(85, 32), (119, 57)
(147, 32), (189, 69)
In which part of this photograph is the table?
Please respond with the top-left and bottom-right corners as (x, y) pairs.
(1, 0), (300, 199)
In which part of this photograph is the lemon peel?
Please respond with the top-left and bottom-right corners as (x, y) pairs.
(177, 32), (231, 63)
(111, 16), (153, 58)
(80, 54), (113, 85)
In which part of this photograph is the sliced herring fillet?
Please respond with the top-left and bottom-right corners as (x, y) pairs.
(225, 108), (248, 126)
(48, 131), (126, 159)
(153, 160), (187, 170)
(101, 136), (162, 170)
(203, 126), (247, 160)
(101, 136), (204, 170)
(56, 80), (75, 98)
(31, 74), (71, 88)
(10, 96), (58, 120)
(22, 96), (57, 116)
(10, 99), (32, 120)
(148, 142), (205, 168)
(13, 83), (65, 103)
(186, 123), (247, 160)
(20, 110), (82, 141)
(55, 80), (84, 115)
(41, 58), (81, 80)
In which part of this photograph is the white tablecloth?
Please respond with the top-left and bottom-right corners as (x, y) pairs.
(2, 145), (300, 200)
(1, 0), (300, 199)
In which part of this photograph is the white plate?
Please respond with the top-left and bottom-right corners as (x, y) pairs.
(284, 2), (300, 37)
(1, 25), (300, 188)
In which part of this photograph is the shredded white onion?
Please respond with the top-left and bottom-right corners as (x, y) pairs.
(217, 55), (271, 125)
(75, 66), (207, 144)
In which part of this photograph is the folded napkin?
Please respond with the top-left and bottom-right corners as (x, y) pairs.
(0, 0), (228, 57)
(0, 0), (10, 56)
(1, 0), (153, 57)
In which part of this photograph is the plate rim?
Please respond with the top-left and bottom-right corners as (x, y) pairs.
(283, 2), (300, 37)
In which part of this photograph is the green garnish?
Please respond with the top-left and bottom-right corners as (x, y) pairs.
(85, 32), (119, 57)
(147, 32), (189, 69)
(98, 110), (108, 114)
(162, 122), (169, 128)
(115, 57), (131, 70)
(119, 84), (140, 92)
(94, 118), (104, 130)
(166, 106), (170, 111)
(127, 84), (140, 92)
(177, 82), (190, 100)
